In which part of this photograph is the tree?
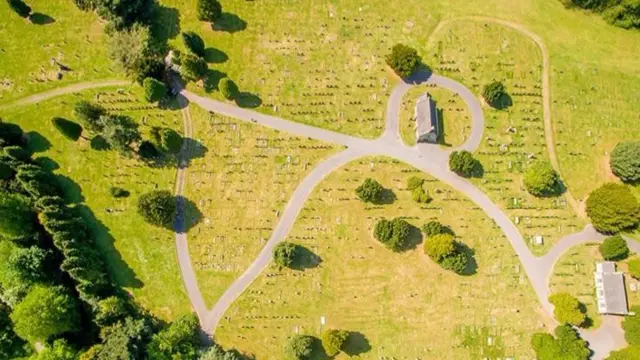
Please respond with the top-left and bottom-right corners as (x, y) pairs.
(374, 218), (410, 251)
(0, 193), (36, 239)
(159, 128), (183, 153)
(385, 44), (421, 78)
(424, 233), (455, 261)
(143, 77), (167, 103)
(137, 190), (176, 228)
(321, 329), (349, 356)
(284, 335), (314, 360)
(406, 176), (424, 190)
(135, 56), (165, 85)
(411, 186), (432, 203)
(421, 221), (453, 237)
(523, 161), (561, 197)
(10, 285), (80, 343)
(138, 140), (160, 160)
(273, 242), (297, 268)
(7, 0), (31, 18)
(7, 245), (51, 283)
(95, 296), (130, 328)
(599, 235), (629, 261)
(0, 300), (30, 360)
(52, 117), (83, 141)
(531, 324), (590, 360)
(74, 101), (107, 133)
(197, 0), (222, 22)
(182, 31), (206, 57)
(586, 183), (640, 234)
(607, 345), (640, 360)
(449, 150), (481, 177)
(440, 251), (468, 274)
(32, 339), (77, 360)
(610, 141), (640, 182)
(482, 81), (506, 107)
(96, 0), (154, 30)
(219, 78), (239, 100)
(99, 114), (142, 154)
(199, 344), (244, 360)
(355, 178), (383, 203)
(623, 307), (640, 345)
(108, 24), (153, 79)
(548, 292), (586, 327)
(147, 314), (201, 360)
(602, 0), (640, 29)
(181, 54), (208, 82)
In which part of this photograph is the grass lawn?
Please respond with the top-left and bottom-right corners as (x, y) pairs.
(549, 243), (603, 329)
(184, 105), (339, 308)
(2, 87), (191, 320)
(399, 85), (471, 147)
(214, 157), (545, 359)
(0, 0), (112, 104)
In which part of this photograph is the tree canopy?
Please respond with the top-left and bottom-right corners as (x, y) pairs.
(182, 31), (206, 57)
(610, 141), (640, 183)
(52, 117), (83, 141)
(548, 292), (586, 327)
(147, 314), (201, 360)
(99, 114), (142, 154)
(284, 335), (314, 360)
(74, 101), (107, 133)
(385, 44), (421, 78)
(273, 242), (298, 268)
(423, 233), (455, 261)
(197, 0), (222, 22)
(0, 193), (36, 240)
(374, 218), (411, 251)
(482, 81), (506, 107)
(321, 329), (349, 356)
(531, 324), (590, 360)
(137, 190), (177, 228)
(586, 183), (640, 234)
(355, 178), (383, 203)
(181, 54), (208, 82)
(523, 161), (561, 197)
(143, 77), (167, 103)
(599, 235), (629, 261)
(449, 150), (481, 178)
(421, 221), (453, 237)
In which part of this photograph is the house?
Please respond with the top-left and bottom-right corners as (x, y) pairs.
(415, 93), (439, 143)
(594, 261), (628, 315)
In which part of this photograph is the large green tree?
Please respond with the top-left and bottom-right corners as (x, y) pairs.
(32, 340), (77, 360)
(531, 324), (590, 360)
(523, 161), (561, 197)
(273, 242), (298, 268)
(321, 329), (349, 356)
(137, 190), (177, 228)
(374, 218), (410, 251)
(7, 245), (51, 283)
(449, 150), (481, 178)
(284, 335), (314, 360)
(197, 0), (222, 22)
(182, 31), (206, 57)
(143, 77), (167, 103)
(385, 44), (421, 78)
(99, 114), (141, 154)
(0, 300), (30, 360)
(424, 233), (455, 261)
(610, 141), (640, 183)
(482, 81), (507, 107)
(85, 317), (153, 360)
(74, 101), (107, 133)
(548, 292), (586, 327)
(586, 183), (640, 234)
(107, 24), (155, 79)
(599, 235), (629, 261)
(219, 78), (239, 100)
(181, 54), (208, 82)
(355, 178), (383, 203)
(147, 314), (201, 360)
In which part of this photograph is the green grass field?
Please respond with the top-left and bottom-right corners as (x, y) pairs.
(184, 105), (338, 307)
(2, 87), (191, 320)
(214, 157), (545, 359)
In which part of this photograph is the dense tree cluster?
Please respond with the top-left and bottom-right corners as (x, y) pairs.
(560, 0), (640, 29)
(355, 178), (383, 203)
(285, 335), (314, 360)
(74, 101), (143, 155)
(599, 235), (629, 260)
(548, 292), (586, 326)
(586, 182), (640, 234)
(531, 324), (590, 360)
(385, 44), (421, 78)
(422, 225), (469, 274)
(610, 141), (640, 182)
(374, 218), (411, 251)
(482, 81), (507, 107)
(523, 161), (562, 197)
(449, 150), (482, 178)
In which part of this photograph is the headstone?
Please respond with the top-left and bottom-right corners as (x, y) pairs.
(535, 235), (543, 245)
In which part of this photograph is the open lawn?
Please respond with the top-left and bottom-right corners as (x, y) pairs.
(2, 87), (191, 320)
(0, 0), (112, 103)
(399, 85), (471, 147)
(184, 105), (339, 308)
(214, 157), (545, 359)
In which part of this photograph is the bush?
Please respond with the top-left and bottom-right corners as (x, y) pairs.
(374, 218), (410, 251)
(284, 335), (314, 360)
(531, 324), (590, 360)
(273, 242), (298, 268)
(548, 292), (586, 327)
(623, 306), (640, 345)
(406, 176), (424, 190)
(610, 141), (640, 183)
(197, 0), (222, 22)
(182, 31), (206, 57)
(219, 78), (239, 100)
(385, 44), (421, 78)
(181, 54), (208, 82)
(137, 190), (177, 228)
(482, 81), (506, 107)
(0, 193), (36, 239)
(411, 186), (432, 203)
(423, 233), (455, 261)
(95, 296), (129, 327)
(421, 221), (453, 237)
(440, 251), (468, 274)
(109, 186), (130, 198)
(321, 329), (349, 356)
(355, 178), (383, 203)
(7, 0), (31, 18)
(586, 183), (640, 234)
(599, 235), (629, 260)
(74, 100), (107, 133)
(51, 117), (83, 141)
(143, 77), (167, 103)
(523, 161), (561, 197)
(449, 150), (481, 177)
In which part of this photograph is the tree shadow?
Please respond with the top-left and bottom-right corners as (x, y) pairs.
(343, 332), (371, 356)
(75, 204), (144, 289)
(29, 12), (55, 25)
(204, 48), (228, 64)
(469, 160), (485, 179)
(151, 5), (181, 51)
(90, 136), (110, 151)
(203, 69), (227, 93)
(34, 156), (59, 171)
(490, 93), (513, 110)
(174, 195), (202, 233)
(373, 188), (397, 205)
(403, 224), (424, 251)
(55, 174), (85, 204)
(182, 138), (208, 167)
(235, 92), (262, 109)
(309, 336), (331, 360)
(212, 13), (247, 33)
(290, 245), (323, 271)
(25, 131), (51, 152)
(456, 242), (477, 276)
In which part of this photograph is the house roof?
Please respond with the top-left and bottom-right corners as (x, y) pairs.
(415, 93), (438, 135)
(595, 261), (628, 315)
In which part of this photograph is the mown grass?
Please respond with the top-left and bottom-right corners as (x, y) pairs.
(214, 157), (544, 359)
(184, 105), (339, 307)
(2, 87), (191, 320)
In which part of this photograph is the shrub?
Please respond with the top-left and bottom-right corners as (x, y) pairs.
(423, 233), (455, 261)
(406, 176), (424, 191)
(273, 242), (297, 268)
(531, 324), (590, 360)
(284, 335), (314, 360)
(143, 77), (167, 103)
(197, 0), (222, 22)
(523, 161), (561, 196)
(109, 186), (130, 198)
(11, 285), (80, 343)
(219, 78), (239, 100)
(137, 190), (177, 228)
(321, 329), (349, 356)
(449, 150), (481, 177)
(74, 100), (107, 133)
(385, 44), (421, 78)
(51, 117), (83, 141)
(599, 235), (629, 260)
(482, 81), (506, 107)
(411, 186), (432, 203)
(374, 218), (410, 251)
(182, 31), (206, 57)
(623, 306), (640, 345)
(610, 141), (640, 183)
(7, 0), (31, 18)
(0, 193), (36, 239)
(586, 183), (640, 234)
(548, 292), (586, 327)
(181, 54), (208, 82)
(421, 221), (453, 237)
(355, 178), (383, 203)
(440, 251), (468, 274)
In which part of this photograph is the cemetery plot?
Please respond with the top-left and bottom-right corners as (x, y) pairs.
(214, 157), (544, 359)
(183, 105), (338, 308)
(399, 85), (471, 147)
(426, 21), (583, 255)
(549, 243), (603, 329)
(0, 2), (111, 103)
(2, 87), (191, 320)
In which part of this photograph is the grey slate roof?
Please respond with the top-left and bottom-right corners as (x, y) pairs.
(595, 261), (629, 315)
(414, 93), (439, 143)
